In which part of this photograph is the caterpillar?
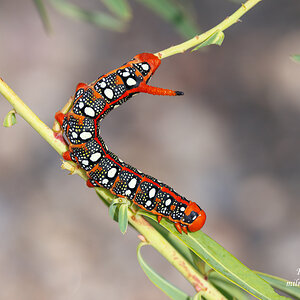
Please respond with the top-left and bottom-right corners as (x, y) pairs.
(55, 53), (206, 234)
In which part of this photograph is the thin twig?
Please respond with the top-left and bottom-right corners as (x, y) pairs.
(0, 1), (264, 297)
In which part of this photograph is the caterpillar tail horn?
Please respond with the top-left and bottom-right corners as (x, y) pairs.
(138, 82), (183, 96)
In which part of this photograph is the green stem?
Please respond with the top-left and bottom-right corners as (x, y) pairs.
(155, 0), (263, 59)
(58, 161), (224, 298)
(93, 197), (225, 299)
(0, 1), (264, 298)
(128, 212), (226, 299)
(0, 78), (67, 156)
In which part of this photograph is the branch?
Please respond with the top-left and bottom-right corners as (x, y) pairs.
(0, 78), (67, 156)
(0, 1), (264, 298)
(61, 160), (225, 298)
(155, 0), (263, 59)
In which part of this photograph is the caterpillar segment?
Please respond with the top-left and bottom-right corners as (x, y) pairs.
(55, 53), (206, 233)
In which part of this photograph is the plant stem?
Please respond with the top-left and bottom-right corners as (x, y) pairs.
(0, 78), (67, 156)
(0, 1), (264, 297)
(155, 0), (263, 59)
(59, 162), (225, 298)
(128, 212), (226, 299)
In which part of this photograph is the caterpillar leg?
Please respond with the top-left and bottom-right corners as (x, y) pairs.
(138, 82), (183, 97)
(86, 179), (94, 188)
(157, 215), (162, 223)
(76, 82), (88, 91)
(86, 179), (102, 188)
(55, 112), (65, 126)
(182, 225), (188, 234)
(62, 151), (72, 161)
(86, 179), (101, 188)
(175, 222), (182, 234)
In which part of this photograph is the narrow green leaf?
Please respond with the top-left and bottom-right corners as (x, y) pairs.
(33, 0), (52, 33)
(101, 0), (131, 20)
(255, 271), (300, 299)
(192, 30), (225, 51)
(108, 202), (118, 220)
(50, 0), (125, 31)
(137, 243), (190, 300)
(192, 292), (202, 300)
(135, 0), (199, 38)
(138, 211), (288, 300)
(210, 277), (250, 300)
(291, 55), (300, 63)
(145, 217), (197, 268)
(191, 251), (206, 275)
(3, 110), (17, 127)
(118, 203), (128, 234)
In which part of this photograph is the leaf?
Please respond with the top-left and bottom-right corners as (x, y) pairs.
(135, 0), (199, 38)
(192, 30), (225, 51)
(138, 211), (289, 300)
(145, 217), (197, 268)
(118, 203), (129, 234)
(33, 0), (52, 33)
(50, 0), (125, 31)
(209, 277), (250, 300)
(255, 271), (300, 299)
(291, 55), (300, 63)
(3, 110), (17, 127)
(108, 198), (130, 233)
(191, 292), (202, 300)
(100, 0), (131, 20)
(137, 242), (190, 300)
(108, 202), (118, 220)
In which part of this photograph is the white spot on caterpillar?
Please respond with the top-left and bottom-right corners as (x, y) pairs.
(104, 88), (114, 99)
(100, 81), (106, 88)
(102, 178), (108, 185)
(84, 107), (95, 117)
(126, 78), (136, 86)
(181, 207), (185, 211)
(80, 132), (92, 140)
(90, 152), (101, 162)
(145, 200), (152, 207)
(72, 132), (78, 138)
(82, 160), (89, 166)
(125, 190), (131, 196)
(165, 199), (171, 206)
(142, 63), (149, 71)
(122, 71), (130, 77)
(149, 188), (156, 198)
(107, 167), (117, 178)
(78, 102), (84, 109)
(128, 178), (137, 189)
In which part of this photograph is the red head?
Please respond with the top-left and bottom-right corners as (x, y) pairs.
(129, 53), (161, 82)
(185, 202), (206, 232)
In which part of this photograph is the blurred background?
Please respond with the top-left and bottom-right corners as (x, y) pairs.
(1, 0), (300, 299)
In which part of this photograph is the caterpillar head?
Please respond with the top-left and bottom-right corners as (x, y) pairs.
(129, 53), (161, 82)
(184, 202), (206, 232)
